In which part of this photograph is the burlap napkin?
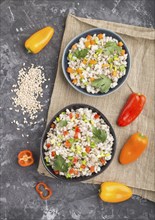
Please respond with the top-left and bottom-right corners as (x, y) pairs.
(38, 14), (155, 202)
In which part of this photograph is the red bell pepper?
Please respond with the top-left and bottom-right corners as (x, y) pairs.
(18, 150), (34, 167)
(36, 182), (52, 200)
(117, 93), (146, 126)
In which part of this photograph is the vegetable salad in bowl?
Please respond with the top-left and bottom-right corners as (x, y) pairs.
(41, 104), (116, 180)
(62, 28), (130, 96)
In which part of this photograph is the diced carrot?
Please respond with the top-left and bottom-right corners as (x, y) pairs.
(76, 68), (83, 74)
(63, 131), (69, 136)
(80, 164), (86, 169)
(118, 41), (123, 47)
(112, 71), (117, 77)
(74, 132), (79, 139)
(90, 40), (95, 45)
(89, 60), (97, 65)
(51, 151), (56, 157)
(46, 143), (51, 148)
(90, 166), (95, 173)
(94, 113), (100, 119)
(71, 44), (77, 50)
(85, 146), (91, 153)
(75, 126), (80, 133)
(67, 67), (74, 74)
(72, 79), (77, 84)
(69, 168), (75, 175)
(121, 49), (125, 56)
(100, 158), (106, 165)
(74, 170), (79, 175)
(69, 113), (73, 119)
(65, 140), (71, 148)
(90, 77), (95, 82)
(85, 40), (91, 48)
(75, 113), (80, 118)
(86, 35), (92, 40)
(97, 34), (103, 39)
(102, 63), (109, 68)
(73, 157), (78, 164)
(82, 59), (87, 64)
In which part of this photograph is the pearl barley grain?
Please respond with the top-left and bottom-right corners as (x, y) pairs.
(12, 64), (46, 123)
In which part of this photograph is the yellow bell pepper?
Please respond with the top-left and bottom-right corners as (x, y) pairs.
(25, 26), (54, 54)
(99, 182), (132, 203)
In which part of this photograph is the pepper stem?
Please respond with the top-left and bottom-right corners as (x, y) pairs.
(127, 83), (134, 93)
(27, 49), (32, 53)
(139, 133), (145, 138)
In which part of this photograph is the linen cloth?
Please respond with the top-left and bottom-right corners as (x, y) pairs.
(38, 14), (155, 202)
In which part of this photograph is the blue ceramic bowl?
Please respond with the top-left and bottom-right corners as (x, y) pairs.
(62, 28), (131, 97)
(41, 104), (116, 182)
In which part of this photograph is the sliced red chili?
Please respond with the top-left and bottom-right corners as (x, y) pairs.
(36, 182), (52, 200)
(18, 150), (34, 167)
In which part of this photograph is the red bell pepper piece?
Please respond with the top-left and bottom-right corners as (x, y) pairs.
(63, 130), (69, 136)
(85, 146), (91, 153)
(69, 113), (73, 119)
(100, 157), (106, 165)
(75, 113), (80, 118)
(94, 113), (100, 119)
(75, 126), (80, 133)
(73, 157), (78, 164)
(117, 93), (146, 126)
(51, 151), (56, 157)
(46, 143), (51, 148)
(18, 150), (34, 167)
(74, 132), (79, 139)
(65, 140), (71, 148)
(36, 182), (52, 200)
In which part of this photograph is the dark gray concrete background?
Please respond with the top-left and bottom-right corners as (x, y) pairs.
(0, 0), (155, 219)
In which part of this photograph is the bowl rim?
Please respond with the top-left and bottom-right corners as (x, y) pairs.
(62, 27), (131, 97)
(40, 103), (117, 182)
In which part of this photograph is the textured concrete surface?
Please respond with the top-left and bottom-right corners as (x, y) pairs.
(0, 0), (155, 220)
